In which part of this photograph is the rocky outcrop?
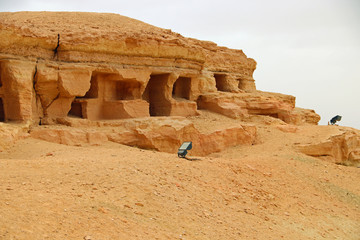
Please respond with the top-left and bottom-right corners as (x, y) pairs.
(197, 91), (319, 125)
(197, 91), (294, 118)
(0, 12), (318, 126)
(278, 107), (321, 125)
(0, 12), (322, 155)
(297, 129), (360, 167)
(30, 117), (256, 156)
(0, 60), (37, 122)
(0, 12), (258, 123)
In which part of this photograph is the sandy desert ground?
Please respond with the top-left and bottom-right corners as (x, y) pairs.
(0, 112), (359, 240)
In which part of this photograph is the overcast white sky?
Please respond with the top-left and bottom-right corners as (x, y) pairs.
(1, 0), (359, 129)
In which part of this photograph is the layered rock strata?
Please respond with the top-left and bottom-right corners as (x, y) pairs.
(0, 12), (321, 154)
(0, 12), (258, 124)
(197, 91), (320, 125)
(30, 117), (256, 156)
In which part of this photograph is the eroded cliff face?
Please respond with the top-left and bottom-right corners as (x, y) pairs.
(0, 12), (325, 156)
(0, 12), (318, 125)
(0, 12), (261, 124)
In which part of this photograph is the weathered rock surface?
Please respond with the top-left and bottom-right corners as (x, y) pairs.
(0, 12), (257, 125)
(197, 91), (319, 125)
(0, 12), (316, 125)
(198, 91), (294, 118)
(279, 107), (321, 125)
(0, 12), (256, 78)
(297, 128), (360, 167)
(30, 117), (256, 156)
(276, 124), (298, 133)
(0, 12), (323, 156)
(0, 122), (30, 151)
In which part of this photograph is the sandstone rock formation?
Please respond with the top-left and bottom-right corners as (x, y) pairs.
(30, 117), (256, 156)
(0, 122), (29, 150)
(297, 128), (360, 167)
(197, 91), (320, 125)
(0, 12), (322, 155)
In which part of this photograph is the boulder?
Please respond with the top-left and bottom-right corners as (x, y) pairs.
(279, 107), (321, 125)
(297, 129), (360, 167)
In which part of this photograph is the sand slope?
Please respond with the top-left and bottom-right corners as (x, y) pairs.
(0, 121), (359, 239)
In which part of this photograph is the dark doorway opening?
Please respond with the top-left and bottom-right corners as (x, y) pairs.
(214, 74), (229, 92)
(68, 100), (83, 118)
(83, 76), (99, 99)
(142, 74), (171, 116)
(172, 77), (191, 100)
(68, 75), (98, 118)
(0, 98), (5, 121)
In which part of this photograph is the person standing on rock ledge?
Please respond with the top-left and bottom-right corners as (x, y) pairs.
(328, 115), (342, 125)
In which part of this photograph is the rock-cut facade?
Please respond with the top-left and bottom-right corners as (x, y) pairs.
(0, 12), (319, 125)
